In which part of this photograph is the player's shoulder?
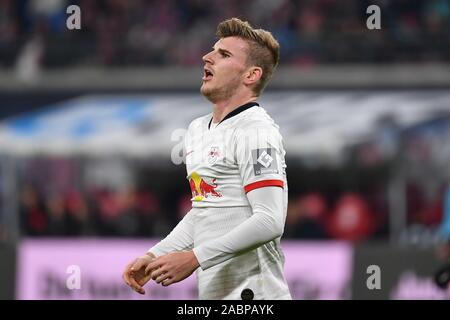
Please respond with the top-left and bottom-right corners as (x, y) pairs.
(235, 105), (280, 132)
(187, 113), (211, 132)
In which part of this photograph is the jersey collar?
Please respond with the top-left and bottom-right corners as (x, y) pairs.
(208, 102), (259, 129)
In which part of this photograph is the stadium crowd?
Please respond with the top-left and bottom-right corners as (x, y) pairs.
(0, 0), (449, 68)
(18, 181), (448, 241)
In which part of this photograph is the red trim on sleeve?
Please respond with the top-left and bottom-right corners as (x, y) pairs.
(244, 179), (284, 194)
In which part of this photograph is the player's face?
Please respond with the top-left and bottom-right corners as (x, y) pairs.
(201, 37), (249, 102)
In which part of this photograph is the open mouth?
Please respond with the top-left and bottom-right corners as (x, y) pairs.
(203, 68), (213, 81)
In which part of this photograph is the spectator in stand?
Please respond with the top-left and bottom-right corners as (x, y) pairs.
(65, 189), (94, 236)
(325, 192), (376, 241)
(19, 185), (47, 236)
(135, 189), (162, 237)
(45, 191), (68, 236)
(285, 193), (328, 239)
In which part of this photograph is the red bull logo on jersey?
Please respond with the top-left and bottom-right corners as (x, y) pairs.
(189, 172), (222, 201)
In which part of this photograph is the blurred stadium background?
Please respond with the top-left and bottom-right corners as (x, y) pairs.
(1, 0), (450, 300)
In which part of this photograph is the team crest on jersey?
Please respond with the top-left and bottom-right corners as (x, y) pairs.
(189, 171), (222, 201)
(207, 146), (221, 164)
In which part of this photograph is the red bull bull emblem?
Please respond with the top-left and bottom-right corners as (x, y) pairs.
(189, 172), (222, 201)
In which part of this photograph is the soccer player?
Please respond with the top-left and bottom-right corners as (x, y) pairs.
(123, 17), (291, 300)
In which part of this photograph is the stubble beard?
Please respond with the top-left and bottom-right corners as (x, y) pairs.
(201, 78), (241, 104)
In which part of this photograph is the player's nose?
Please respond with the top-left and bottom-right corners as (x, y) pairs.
(202, 51), (214, 65)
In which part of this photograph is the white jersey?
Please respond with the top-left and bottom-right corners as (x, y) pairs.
(151, 102), (291, 299)
(185, 102), (287, 207)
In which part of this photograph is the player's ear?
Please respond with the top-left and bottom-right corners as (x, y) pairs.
(243, 66), (262, 86)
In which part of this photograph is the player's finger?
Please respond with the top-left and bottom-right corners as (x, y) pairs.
(162, 277), (174, 287)
(150, 267), (165, 281)
(122, 272), (131, 286)
(125, 260), (145, 293)
(144, 262), (156, 276)
(146, 259), (163, 275)
(123, 260), (137, 285)
(155, 272), (170, 284)
(126, 274), (142, 293)
(144, 265), (152, 276)
(130, 258), (146, 272)
(128, 276), (145, 294)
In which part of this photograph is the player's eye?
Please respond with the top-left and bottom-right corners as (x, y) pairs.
(221, 52), (230, 58)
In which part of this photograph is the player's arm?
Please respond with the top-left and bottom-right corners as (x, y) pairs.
(146, 186), (284, 285)
(147, 208), (196, 257)
(192, 185), (284, 269)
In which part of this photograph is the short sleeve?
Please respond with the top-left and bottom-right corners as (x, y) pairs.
(234, 124), (286, 194)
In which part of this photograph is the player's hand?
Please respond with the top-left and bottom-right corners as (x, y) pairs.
(145, 251), (200, 287)
(122, 253), (156, 294)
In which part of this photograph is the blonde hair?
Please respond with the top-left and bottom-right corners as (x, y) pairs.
(216, 18), (280, 96)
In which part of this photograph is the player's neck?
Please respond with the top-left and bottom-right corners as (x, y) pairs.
(211, 93), (257, 124)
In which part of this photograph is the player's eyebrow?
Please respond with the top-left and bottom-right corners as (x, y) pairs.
(213, 46), (233, 57)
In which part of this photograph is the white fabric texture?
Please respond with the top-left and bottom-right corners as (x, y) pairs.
(184, 106), (287, 208)
(148, 209), (195, 257)
(192, 186), (284, 270)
